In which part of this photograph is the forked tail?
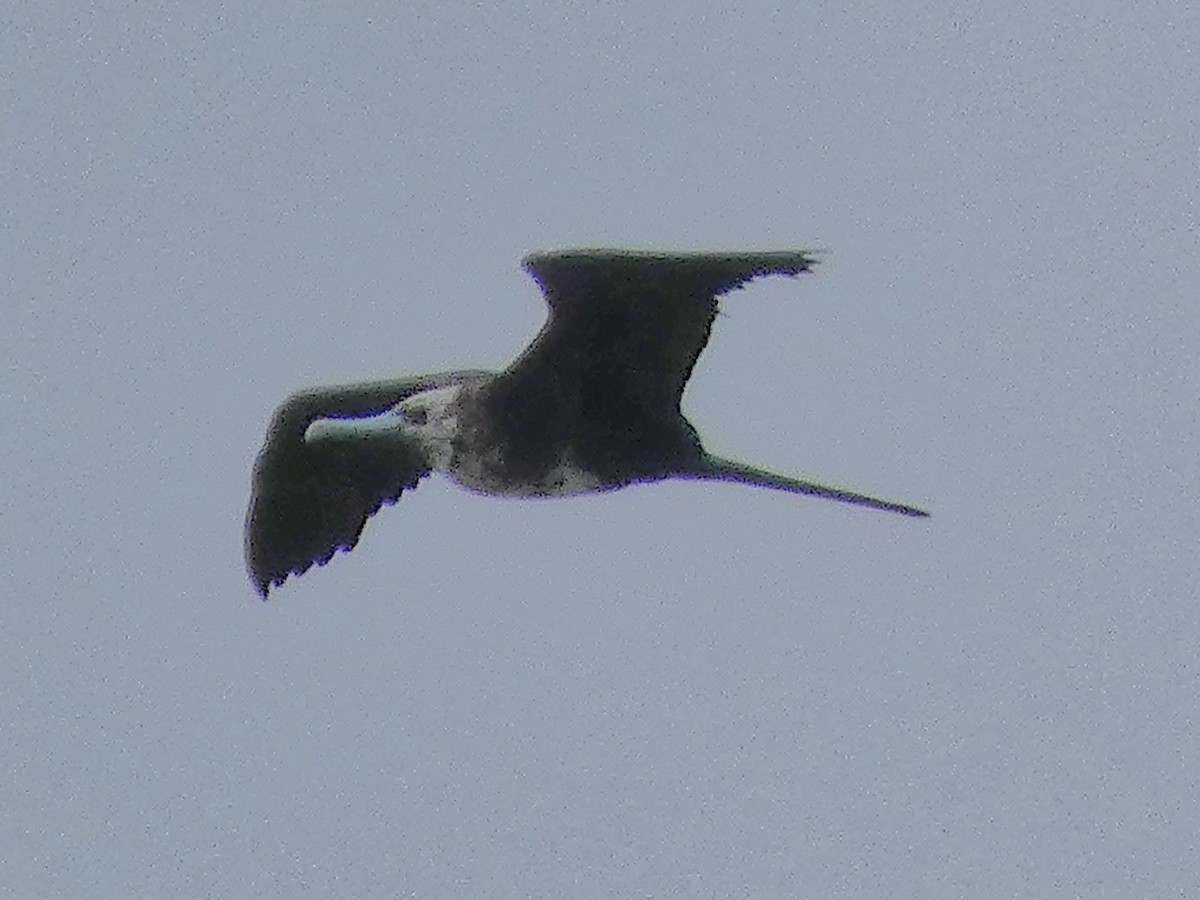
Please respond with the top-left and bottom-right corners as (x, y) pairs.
(684, 455), (930, 518)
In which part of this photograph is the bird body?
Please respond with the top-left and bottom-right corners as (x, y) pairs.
(245, 249), (927, 597)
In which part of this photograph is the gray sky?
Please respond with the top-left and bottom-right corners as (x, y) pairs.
(4, 1), (1197, 896)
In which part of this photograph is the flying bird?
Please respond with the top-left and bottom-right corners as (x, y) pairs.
(245, 249), (928, 597)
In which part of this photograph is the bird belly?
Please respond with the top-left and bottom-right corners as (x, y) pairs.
(446, 449), (606, 498)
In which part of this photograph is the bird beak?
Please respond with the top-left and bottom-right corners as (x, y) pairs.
(304, 411), (402, 445)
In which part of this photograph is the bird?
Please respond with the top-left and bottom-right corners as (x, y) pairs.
(244, 249), (928, 597)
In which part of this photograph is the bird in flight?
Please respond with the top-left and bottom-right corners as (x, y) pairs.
(245, 249), (928, 597)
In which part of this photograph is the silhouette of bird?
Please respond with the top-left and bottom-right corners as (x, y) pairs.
(245, 249), (928, 597)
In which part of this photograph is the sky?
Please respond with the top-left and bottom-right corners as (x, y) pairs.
(3, 1), (1197, 896)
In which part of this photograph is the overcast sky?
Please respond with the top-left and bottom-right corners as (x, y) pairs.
(3, 1), (1197, 897)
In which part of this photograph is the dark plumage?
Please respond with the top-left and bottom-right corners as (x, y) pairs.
(245, 249), (927, 597)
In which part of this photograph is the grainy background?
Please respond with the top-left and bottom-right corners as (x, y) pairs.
(4, 2), (1196, 896)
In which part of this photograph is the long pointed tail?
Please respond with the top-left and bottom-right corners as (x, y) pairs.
(684, 455), (930, 518)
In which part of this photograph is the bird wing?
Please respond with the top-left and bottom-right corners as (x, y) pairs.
(244, 371), (488, 598)
(512, 249), (818, 411)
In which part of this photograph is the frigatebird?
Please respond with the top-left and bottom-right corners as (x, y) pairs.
(245, 249), (927, 597)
